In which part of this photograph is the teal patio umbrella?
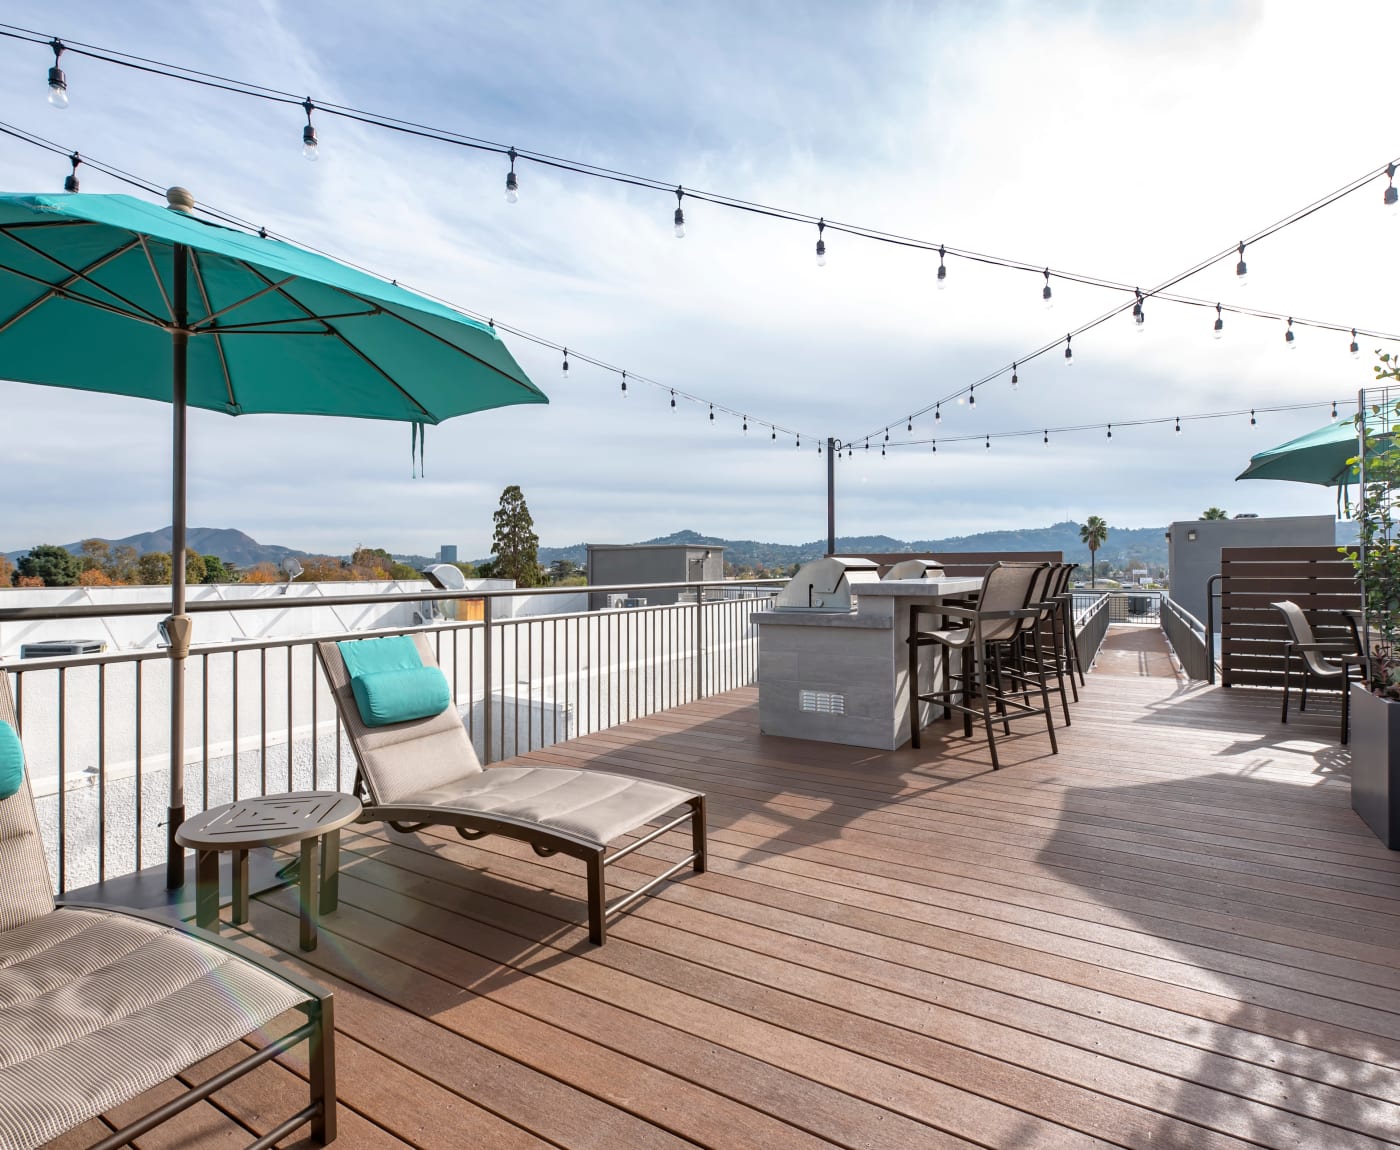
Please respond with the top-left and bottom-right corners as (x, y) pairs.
(0, 188), (547, 886)
(1235, 416), (1376, 487)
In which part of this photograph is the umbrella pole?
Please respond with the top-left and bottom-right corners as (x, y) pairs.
(166, 243), (191, 889)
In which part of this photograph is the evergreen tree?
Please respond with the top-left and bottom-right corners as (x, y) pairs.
(17, 544), (82, 586)
(491, 485), (543, 587)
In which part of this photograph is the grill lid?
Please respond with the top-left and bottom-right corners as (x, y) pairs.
(883, 559), (945, 580)
(773, 557), (880, 612)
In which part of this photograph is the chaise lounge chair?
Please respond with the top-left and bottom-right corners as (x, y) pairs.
(316, 634), (707, 944)
(0, 674), (335, 1150)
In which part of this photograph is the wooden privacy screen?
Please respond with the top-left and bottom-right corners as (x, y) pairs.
(1220, 545), (1358, 690)
(842, 551), (1063, 577)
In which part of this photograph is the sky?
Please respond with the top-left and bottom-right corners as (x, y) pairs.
(0, 0), (1395, 560)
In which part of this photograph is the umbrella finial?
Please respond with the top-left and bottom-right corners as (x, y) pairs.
(166, 186), (195, 213)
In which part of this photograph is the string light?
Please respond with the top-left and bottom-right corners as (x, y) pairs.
(984, 435), (990, 450)
(1332, 401), (1339, 418)
(1175, 416), (1181, 434)
(815, 218), (827, 267)
(907, 416), (913, 432)
(1285, 317), (1296, 350)
(1351, 329), (1361, 358)
(709, 404), (715, 421)
(797, 434), (801, 448)
(620, 370), (628, 398)
(936, 244), (947, 290)
(1041, 269), (1052, 309)
(1106, 424), (1112, 439)
(742, 415), (748, 434)
(561, 349), (569, 381)
(670, 389), (676, 408)
(1010, 363), (1018, 390)
(505, 147), (519, 202)
(1235, 241), (1248, 286)
(1043, 429), (1048, 445)
(301, 98), (318, 161)
(935, 404), (941, 423)
(1064, 334), (1074, 366)
(1250, 409), (1256, 426)
(46, 39), (67, 108)
(771, 427), (777, 441)
(1132, 289), (1145, 331)
(881, 444), (886, 457)
(968, 383), (976, 408)
(63, 150), (78, 192)
(884, 429), (890, 442)
(1386, 163), (1398, 211)
(864, 438), (870, 452)
(673, 186), (685, 238)
(1213, 303), (1224, 339)
(931, 439), (937, 453)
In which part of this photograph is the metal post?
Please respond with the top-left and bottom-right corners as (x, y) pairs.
(826, 437), (836, 555)
(166, 242), (190, 890)
(481, 595), (494, 763)
(693, 585), (704, 700)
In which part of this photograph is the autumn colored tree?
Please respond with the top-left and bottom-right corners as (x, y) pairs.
(490, 485), (543, 587)
(298, 556), (349, 581)
(79, 538), (111, 572)
(108, 544), (140, 584)
(135, 551), (172, 585)
(78, 567), (116, 586)
(241, 562), (279, 584)
(15, 575), (43, 588)
(0, 556), (14, 586)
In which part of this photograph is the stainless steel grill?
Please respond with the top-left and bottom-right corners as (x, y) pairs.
(773, 557), (880, 613)
(882, 559), (945, 581)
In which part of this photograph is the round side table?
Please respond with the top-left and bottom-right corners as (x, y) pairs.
(176, 791), (362, 951)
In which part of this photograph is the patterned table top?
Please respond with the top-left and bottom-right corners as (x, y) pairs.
(175, 790), (363, 851)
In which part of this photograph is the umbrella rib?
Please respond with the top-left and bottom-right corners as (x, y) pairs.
(138, 235), (175, 322)
(340, 288), (541, 395)
(197, 309), (380, 332)
(0, 238), (143, 334)
(240, 265), (433, 418)
(0, 225), (166, 324)
(187, 250), (237, 412)
(0, 256), (166, 330)
(188, 276), (295, 330)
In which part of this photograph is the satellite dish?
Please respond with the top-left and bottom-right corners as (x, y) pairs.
(423, 563), (468, 591)
(281, 557), (304, 580)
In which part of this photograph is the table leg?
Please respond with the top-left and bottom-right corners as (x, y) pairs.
(299, 836), (320, 951)
(195, 849), (220, 931)
(231, 849), (250, 925)
(319, 828), (341, 915)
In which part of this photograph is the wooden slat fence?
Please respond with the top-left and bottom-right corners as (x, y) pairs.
(1219, 545), (1358, 690)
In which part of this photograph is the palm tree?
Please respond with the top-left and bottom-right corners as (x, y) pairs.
(1079, 515), (1109, 588)
(1200, 507), (1229, 520)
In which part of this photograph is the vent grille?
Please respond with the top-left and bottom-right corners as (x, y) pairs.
(799, 690), (845, 715)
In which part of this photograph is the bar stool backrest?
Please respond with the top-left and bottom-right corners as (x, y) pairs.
(975, 562), (1041, 642)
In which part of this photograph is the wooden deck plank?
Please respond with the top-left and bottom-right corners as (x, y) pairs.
(53, 643), (1400, 1150)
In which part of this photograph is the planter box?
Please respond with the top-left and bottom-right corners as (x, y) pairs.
(1350, 682), (1400, 848)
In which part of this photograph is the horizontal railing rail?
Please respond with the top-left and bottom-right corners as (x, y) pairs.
(0, 578), (781, 894)
(1071, 589), (1163, 623)
(1073, 593), (1112, 670)
(1160, 595), (1213, 681)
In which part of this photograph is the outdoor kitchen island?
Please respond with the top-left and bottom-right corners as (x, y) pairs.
(752, 558), (983, 750)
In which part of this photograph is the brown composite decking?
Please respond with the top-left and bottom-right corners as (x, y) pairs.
(49, 627), (1400, 1150)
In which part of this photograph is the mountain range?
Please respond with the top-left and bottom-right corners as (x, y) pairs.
(4, 528), (307, 569)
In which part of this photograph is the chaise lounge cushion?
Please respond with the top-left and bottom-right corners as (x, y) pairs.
(0, 907), (308, 1150)
(395, 767), (698, 849)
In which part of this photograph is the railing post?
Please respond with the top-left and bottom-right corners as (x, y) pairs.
(482, 596), (494, 763)
(693, 585), (704, 701)
(1205, 573), (1221, 685)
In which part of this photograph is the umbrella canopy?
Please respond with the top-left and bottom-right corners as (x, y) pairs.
(1236, 417), (1372, 487)
(0, 188), (546, 888)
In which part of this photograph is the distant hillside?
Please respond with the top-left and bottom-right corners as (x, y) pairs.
(5, 527), (308, 569)
(473, 522), (1172, 572)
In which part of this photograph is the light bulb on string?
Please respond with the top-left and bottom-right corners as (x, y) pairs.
(1175, 417), (1181, 435)
(936, 245), (947, 290)
(673, 187), (685, 238)
(935, 404), (941, 423)
(1064, 334), (1074, 366)
(63, 151), (79, 193)
(907, 416), (913, 432)
(815, 218), (826, 267)
(620, 371), (628, 399)
(771, 427), (777, 441)
(1386, 163), (1398, 212)
(1235, 241), (1248, 286)
(1332, 401), (1339, 419)
(709, 404), (714, 422)
(561, 349), (569, 382)
(301, 99), (319, 161)
(1011, 363), (1018, 390)
(742, 416), (748, 434)
(1106, 424), (1113, 440)
(884, 429), (890, 442)
(865, 438), (870, 452)
(1213, 303), (1224, 339)
(670, 390), (676, 409)
(881, 444), (886, 457)
(931, 439), (937, 454)
(1132, 289), (1145, 332)
(797, 434), (802, 448)
(46, 39), (67, 108)
(1043, 430), (1049, 445)
(505, 147), (519, 202)
(968, 384), (976, 408)
(1250, 409), (1257, 426)
(1285, 317), (1296, 350)
(1351, 329), (1361, 358)
(984, 435), (990, 450)
(1041, 269), (1053, 309)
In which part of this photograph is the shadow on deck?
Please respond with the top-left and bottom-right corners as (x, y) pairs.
(53, 641), (1400, 1150)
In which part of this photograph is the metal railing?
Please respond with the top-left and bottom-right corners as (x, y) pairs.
(1071, 589), (1163, 622)
(0, 578), (779, 893)
(1073, 593), (1112, 670)
(1160, 596), (1213, 681)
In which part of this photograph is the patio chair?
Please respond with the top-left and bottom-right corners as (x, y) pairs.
(1272, 600), (1369, 744)
(908, 562), (1060, 769)
(0, 674), (336, 1150)
(315, 634), (706, 945)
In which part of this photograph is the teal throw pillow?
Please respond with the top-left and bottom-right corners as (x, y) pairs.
(0, 720), (25, 801)
(338, 634), (422, 679)
(349, 666), (452, 727)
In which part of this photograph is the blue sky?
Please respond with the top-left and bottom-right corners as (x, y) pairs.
(0, 0), (1395, 559)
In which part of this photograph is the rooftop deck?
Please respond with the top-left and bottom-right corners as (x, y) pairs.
(55, 628), (1400, 1150)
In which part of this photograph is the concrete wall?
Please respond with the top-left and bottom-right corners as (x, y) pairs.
(586, 545), (725, 608)
(1166, 514), (1336, 625)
